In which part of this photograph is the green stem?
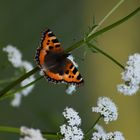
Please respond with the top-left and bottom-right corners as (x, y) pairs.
(88, 0), (124, 36)
(66, 6), (140, 52)
(43, 132), (62, 139)
(0, 126), (20, 134)
(0, 126), (60, 139)
(84, 115), (102, 139)
(0, 76), (43, 100)
(0, 67), (39, 97)
(86, 42), (125, 69)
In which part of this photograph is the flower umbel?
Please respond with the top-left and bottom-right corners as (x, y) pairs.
(65, 85), (76, 95)
(106, 131), (125, 140)
(20, 126), (46, 140)
(94, 124), (106, 135)
(60, 107), (84, 140)
(3, 45), (22, 68)
(92, 97), (118, 124)
(117, 53), (140, 95)
(92, 131), (125, 140)
(60, 125), (83, 140)
(63, 107), (81, 126)
(3, 45), (35, 107)
(92, 124), (125, 140)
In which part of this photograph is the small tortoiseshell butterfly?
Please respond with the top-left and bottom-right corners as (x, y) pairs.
(35, 29), (84, 86)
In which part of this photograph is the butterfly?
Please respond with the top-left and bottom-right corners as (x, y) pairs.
(35, 29), (84, 86)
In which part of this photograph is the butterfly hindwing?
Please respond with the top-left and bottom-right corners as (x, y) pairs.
(42, 59), (83, 85)
(63, 59), (83, 85)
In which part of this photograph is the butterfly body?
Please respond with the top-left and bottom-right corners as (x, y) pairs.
(35, 29), (84, 85)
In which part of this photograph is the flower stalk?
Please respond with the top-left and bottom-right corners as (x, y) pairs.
(84, 115), (102, 139)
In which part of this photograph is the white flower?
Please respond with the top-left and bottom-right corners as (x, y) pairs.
(60, 125), (83, 140)
(92, 97), (118, 124)
(63, 107), (81, 126)
(92, 131), (125, 140)
(20, 61), (35, 96)
(92, 125), (125, 140)
(60, 107), (84, 140)
(106, 131), (125, 140)
(67, 55), (78, 68)
(21, 61), (34, 72)
(65, 85), (76, 95)
(117, 53), (140, 95)
(11, 93), (22, 107)
(11, 61), (35, 107)
(20, 126), (46, 140)
(94, 124), (106, 135)
(3, 45), (22, 68)
(3, 45), (35, 107)
(92, 132), (106, 140)
(117, 84), (139, 96)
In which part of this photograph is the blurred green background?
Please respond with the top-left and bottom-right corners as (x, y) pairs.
(0, 0), (140, 139)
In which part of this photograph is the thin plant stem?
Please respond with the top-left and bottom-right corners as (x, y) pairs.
(88, 0), (124, 36)
(66, 6), (140, 52)
(0, 7), (139, 98)
(0, 76), (43, 100)
(0, 125), (59, 139)
(86, 42), (125, 69)
(84, 115), (102, 139)
(0, 66), (39, 98)
(0, 126), (20, 134)
(43, 132), (62, 139)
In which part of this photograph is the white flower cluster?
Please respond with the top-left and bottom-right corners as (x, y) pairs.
(20, 126), (46, 140)
(65, 85), (76, 95)
(92, 97), (118, 124)
(60, 107), (84, 140)
(3, 45), (22, 68)
(94, 124), (106, 135)
(92, 125), (125, 140)
(117, 53), (140, 95)
(3, 45), (35, 107)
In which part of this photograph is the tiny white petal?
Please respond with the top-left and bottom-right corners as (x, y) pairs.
(65, 85), (76, 95)
(92, 132), (106, 140)
(20, 61), (35, 96)
(21, 61), (34, 72)
(11, 93), (22, 107)
(94, 124), (106, 135)
(92, 97), (118, 124)
(20, 126), (46, 140)
(39, 70), (44, 76)
(3, 45), (22, 68)
(67, 55), (78, 68)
